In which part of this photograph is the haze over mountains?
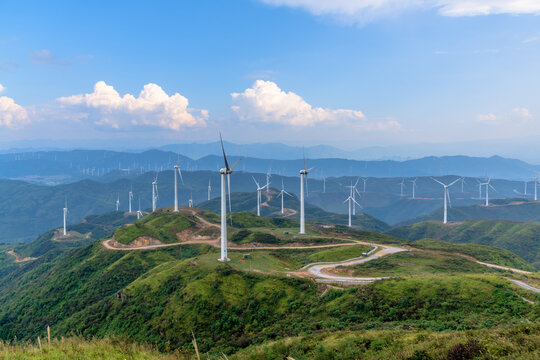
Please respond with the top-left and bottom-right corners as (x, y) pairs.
(2, 145), (540, 185)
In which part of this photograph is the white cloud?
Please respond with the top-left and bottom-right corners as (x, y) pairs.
(56, 81), (208, 130)
(476, 113), (497, 122)
(513, 107), (532, 119)
(231, 80), (400, 131)
(0, 83), (5, 93)
(0, 96), (29, 128)
(259, 0), (540, 23)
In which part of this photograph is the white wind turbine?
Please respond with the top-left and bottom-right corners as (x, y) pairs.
(63, 198), (68, 236)
(252, 176), (268, 216)
(152, 173), (159, 212)
(188, 193), (193, 208)
(277, 179), (292, 214)
(344, 187), (361, 227)
(173, 155), (184, 212)
(128, 188), (134, 213)
(459, 177), (466, 193)
(361, 177), (368, 193)
(533, 175), (539, 201)
(481, 178), (495, 206)
(266, 167), (271, 194)
(345, 179), (362, 215)
(432, 178), (460, 224)
(399, 178), (405, 197)
(524, 180), (528, 196)
(323, 177), (326, 193)
(136, 198), (143, 219)
(218, 134), (241, 262)
(207, 179), (212, 201)
(299, 151), (314, 235)
(476, 179), (483, 200)
(115, 194), (120, 211)
(409, 178), (417, 199)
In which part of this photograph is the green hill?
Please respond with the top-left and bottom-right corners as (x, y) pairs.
(388, 220), (540, 269)
(0, 210), (538, 357)
(197, 189), (390, 233)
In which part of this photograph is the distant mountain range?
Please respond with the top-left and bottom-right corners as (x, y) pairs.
(2, 146), (540, 185)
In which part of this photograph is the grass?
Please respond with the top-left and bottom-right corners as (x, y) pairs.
(233, 324), (540, 360)
(0, 337), (176, 360)
(338, 250), (502, 277)
(114, 212), (195, 244)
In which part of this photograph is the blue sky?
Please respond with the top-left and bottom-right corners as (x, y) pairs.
(1, 0), (540, 150)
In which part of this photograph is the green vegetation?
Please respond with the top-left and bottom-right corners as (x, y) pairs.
(341, 250), (501, 277)
(389, 219), (540, 269)
(411, 238), (534, 271)
(114, 211), (194, 244)
(234, 324), (540, 360)
(0, 337), (176, 360)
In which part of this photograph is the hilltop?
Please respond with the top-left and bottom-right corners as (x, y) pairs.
(388, 219), (540, 269)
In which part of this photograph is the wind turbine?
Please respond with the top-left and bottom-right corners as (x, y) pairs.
(266, 167), (271, 194)
(481, 178), (495, 206)
(277, 179), (292, 214)
(152, 173), (159, 212)
(299, 150), (314, 235)
(524, 180), (528, 196)
(409, 178), (417, 199)
(173, 155), (184, 212)
(136, 198), (143, 219)
(207, 179), (212, 201)
(399, 178), (405, 197)
(188, 193), (193, 208)
(128, 188), (133, 213)
(252, 177), (268, 216)
(344, 187), (361, 227)
(432, 178), (460, 224)
(63, 198), (68, 236)
(323, 177), (326, 193)
(218, 134), (241, 262)
(459, 177), (466, 193)
(345, 179), (362, 215)
(115, 194), (120, 211)
(361, 177), (368, 193)
(476, 179), (483, 200)
(533, 175), (539, 201)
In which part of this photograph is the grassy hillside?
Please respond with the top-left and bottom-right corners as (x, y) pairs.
(197, 190), (390, 233)
(389, 220), (540, 269)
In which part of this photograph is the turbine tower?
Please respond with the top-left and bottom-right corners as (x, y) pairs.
(207, 179), (212, 201)
(136, 198), (143, 219)
(524, 180), (528, 196)
(299, 151), (314, 234)
(361, 177), (368, 193)
(277, 179), (292, 214)
(188, 193), (193, 208)
(345, 179), (362, 215)
(432, 178), (459, 224)
(115, 194), (120, 211)
(534, 176), (539, 201)
(152, 173), (159, 212)
(459, 177), (466, 193)
(323, 177), (326, 193)
(218, 134), (241, 262)
(266, 167), (271, 194)
(173, 155), (184, 212)
(399, 178), (405, 197)
(344, 188), (361, 227)
(252, 177), (268, 216)
(128, 188), (133, 213)
(63, 199), (68, 236)
(481, 178), (495, 206)
(410, 178), (417, 199)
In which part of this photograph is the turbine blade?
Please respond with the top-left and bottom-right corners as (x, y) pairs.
(252, 176), (259, 187)
(431, 177), (445, 186)
(447, 188), (452, 208)
(284, 191), (293, 197)
(230, 157), (243, 170)
(352, 197), (362, 208)
(227, 173), (232, 224)
(448, 178), (460, 187)
(219, 132), (230, 170)
(178, 168), (184, 184)
(354, 177), (360, 187)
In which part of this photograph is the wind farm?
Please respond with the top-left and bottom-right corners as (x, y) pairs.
(2, 1), (540, 359)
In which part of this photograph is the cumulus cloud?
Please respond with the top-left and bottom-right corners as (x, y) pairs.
(231, 80), (400, 131)
(0, 96), (29, 128)
(259, 0), (540, 23)
(0, 83), (5, 93)
(56, 81), (208, 130)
